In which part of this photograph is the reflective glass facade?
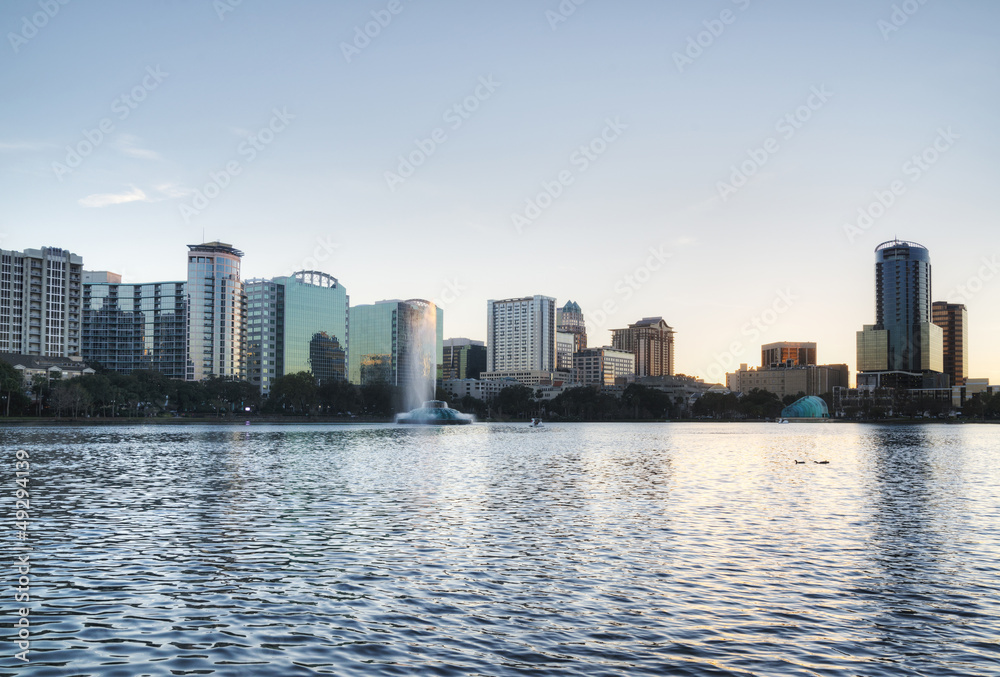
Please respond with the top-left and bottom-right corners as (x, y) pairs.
(82, 282), (187, 377)
(874, 240), (932, 372)
(932, 302), (968, 386)
(349, 299), (442, 410)
(246, 271), (349, 394)
(186, 242), (245, 381)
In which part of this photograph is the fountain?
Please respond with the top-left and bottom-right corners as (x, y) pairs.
(396, 400), (473, 425)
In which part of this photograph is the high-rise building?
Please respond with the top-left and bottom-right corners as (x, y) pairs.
(932, 301), (968, 387)
(557, 300), (587, 351)
(556, 331), (575, 373)
(246, 271), (349, 393)
(856, 240), (944, 388)
(485, 295), (556, 374)
(439, 338), (486, 381)
(186, 242), (246, 381)
(761, 341), (816, 368)
(82, 277), (187, 378)
(349, 299), (443, 409)
(0, 246), (83, 357)
(611, 317), (675, 378)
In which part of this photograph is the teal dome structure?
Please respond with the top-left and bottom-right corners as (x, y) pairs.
(781, 396), (829, 419)
(396, 400), (473, 425)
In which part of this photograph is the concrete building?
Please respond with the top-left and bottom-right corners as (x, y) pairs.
(439, 338), (486, 381)
(485, 295), (556, 381)
(186, 242), (246, 381)
(761, 341), (816, 368)
(441, 378), (514, 401)
(479, 370), (571, 386)
(246, 271), (349, 394)
(81, 276), (187, 378)
(856, 240), (944, 389)
(0, 246), (83, 357)
(727, 363), (849, 399)
(556, 300), (587, 351)
(573, 347), (636, 387)
(611, 317), (675, 377)
(932, 302), (968, 387)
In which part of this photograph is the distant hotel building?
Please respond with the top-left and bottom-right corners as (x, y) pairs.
(81, 271), (187, 378)
(0, 246), (83, 357)
(349, 299), (443, 409)
(856, 240), (944, 388)
(483, 295), (556, 381)
(186, 242), (246, 381)
(439, 338), (486, 381)
(932, 302), (968, 387)
(611, 317), (675, 377)
(573, 347), (635, 387)
(761, 341), (816, 368)
(246, 271), (349, 394)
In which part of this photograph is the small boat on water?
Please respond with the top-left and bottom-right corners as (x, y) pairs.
(530, 418), (543, 427)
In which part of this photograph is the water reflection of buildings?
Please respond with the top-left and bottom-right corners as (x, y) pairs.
(860, 427), (972, 664)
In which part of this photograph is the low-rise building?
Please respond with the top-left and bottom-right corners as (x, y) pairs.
(573, 347), (635, 387)
(441, 378), (516, 401)
(0, 353), (95, 380)
(727, 363), (849, 398)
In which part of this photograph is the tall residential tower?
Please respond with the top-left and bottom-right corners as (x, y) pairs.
(186, 242), (246, 381)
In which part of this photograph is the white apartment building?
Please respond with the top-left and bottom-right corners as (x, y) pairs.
(486, 295), (556, 378)
(0, 246), (83, 357)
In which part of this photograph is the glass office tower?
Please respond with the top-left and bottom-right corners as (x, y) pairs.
(246, 270), (349, 394)
(856, 240), (944, 387)
(186, 242), (246, 381)
(349, 299), (442, 410)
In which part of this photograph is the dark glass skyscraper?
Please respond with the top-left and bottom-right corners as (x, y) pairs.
(857, 240), (943, 387)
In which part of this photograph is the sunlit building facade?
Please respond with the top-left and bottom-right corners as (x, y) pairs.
(761, 341), (816, 368)
(82, 278), (187, 378)
(573, 347), (635, 387)
(932, 301), (968, 387)
(557, 300), (587, 352)
(0, 246), (83, 357)
(611, 317), (675, 378)
(186, 242), (246, 381)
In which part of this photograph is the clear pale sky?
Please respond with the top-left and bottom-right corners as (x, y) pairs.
(2, 0), (998, 385)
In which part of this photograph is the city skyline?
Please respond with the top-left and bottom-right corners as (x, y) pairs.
(2, 1), (998, 384)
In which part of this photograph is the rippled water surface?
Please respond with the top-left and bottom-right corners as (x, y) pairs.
(3, 422), (1000, 676)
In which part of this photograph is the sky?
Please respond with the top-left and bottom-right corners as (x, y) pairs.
(2, 0), (998, 385)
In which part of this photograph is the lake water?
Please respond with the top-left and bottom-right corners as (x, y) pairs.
(3, 422), (999, 676)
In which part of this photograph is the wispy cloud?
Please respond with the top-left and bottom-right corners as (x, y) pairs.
(0, 140), (54, 152)
(153, 182), (192, 199)
(78, 186), (148, 208)
(115, 134), (160, 160)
